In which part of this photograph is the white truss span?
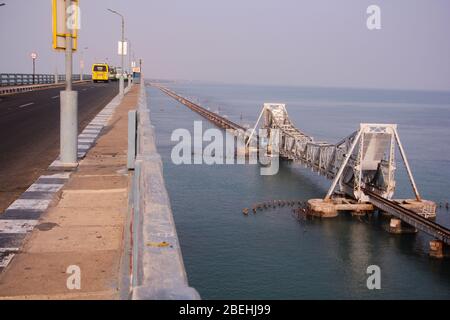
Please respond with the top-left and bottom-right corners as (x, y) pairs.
(256, 103), (421, 202)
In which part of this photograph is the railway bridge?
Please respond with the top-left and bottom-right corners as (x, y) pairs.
(156, 85), (449, 258)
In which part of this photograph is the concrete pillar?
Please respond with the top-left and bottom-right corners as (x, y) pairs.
(389, 218), (417, 234)
(60, 91), (78, 166)
(119, 76), (124, 95)
(389, 218), (402, 234)
(429, 240), (444, 259)
(308, 199), (338, 218)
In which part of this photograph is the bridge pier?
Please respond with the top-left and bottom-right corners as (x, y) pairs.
(307, 198), (374, 218)
(429, 240), (446, 259)
(308, 199), (338, 218)
(388, 218), (418, 234)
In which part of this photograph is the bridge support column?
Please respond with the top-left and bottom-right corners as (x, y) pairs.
(307, 199), (338, 218)
(429, 240), (445, 259)
(389, 218), (417, 234)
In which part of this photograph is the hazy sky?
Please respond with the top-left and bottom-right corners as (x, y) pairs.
(0, 0), (449, 91)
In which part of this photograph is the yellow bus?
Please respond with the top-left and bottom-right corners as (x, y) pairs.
(92, 63), (109, 83)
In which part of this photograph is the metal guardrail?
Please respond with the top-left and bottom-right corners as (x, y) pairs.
(0, 73), (92, 87)
(128, 81), (200, 300)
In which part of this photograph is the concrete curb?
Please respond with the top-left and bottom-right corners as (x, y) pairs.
(130, 81), (200, 300)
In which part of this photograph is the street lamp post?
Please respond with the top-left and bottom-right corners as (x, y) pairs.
(30, 52), (37, 84)
(60, 0), (78, 166)
(107, 8), (125, 95)
(126, 37), (132, 84)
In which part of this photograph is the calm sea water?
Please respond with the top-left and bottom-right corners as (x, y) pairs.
(146, 82), (450, 299)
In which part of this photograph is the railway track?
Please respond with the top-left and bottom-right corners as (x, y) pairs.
(364, 188), (450, 245)
(157, 86), (245, 132)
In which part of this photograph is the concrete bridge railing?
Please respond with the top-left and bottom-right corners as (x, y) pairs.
(128, 80), (200, 300)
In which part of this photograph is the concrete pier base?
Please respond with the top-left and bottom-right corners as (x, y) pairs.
(308, 199), (338, 218)
(307, 198), (374, 218)
(388, 218), (418, 234)
(307, 197), (437, 221)
(396, 199), (437, 219)
(429, 240), (445, 259)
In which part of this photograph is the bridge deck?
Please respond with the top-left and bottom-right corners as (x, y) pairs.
(157, 86), (245, 132)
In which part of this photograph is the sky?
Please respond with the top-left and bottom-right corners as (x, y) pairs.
(0, 0), (449, 91)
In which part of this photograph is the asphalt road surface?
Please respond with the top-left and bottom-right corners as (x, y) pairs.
(0, 82), (119, 213)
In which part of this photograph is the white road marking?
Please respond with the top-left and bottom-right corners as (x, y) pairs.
(0, 253), (15, 268)
(26, 183), (64, 193)
(0, 220), (38, 234)
(18, 102), (34, 108)
(87, 124), (103, 128)
(41, 172), (71, 179)
(0, 248), (20, 253)
(78, 145), (90, 150)
(51, 95), (60, 99)
(7, 199), (51, 211)
(79, 133), (97, 139)
(78, 139), (95, 144)
(82, 129), (101, 134)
